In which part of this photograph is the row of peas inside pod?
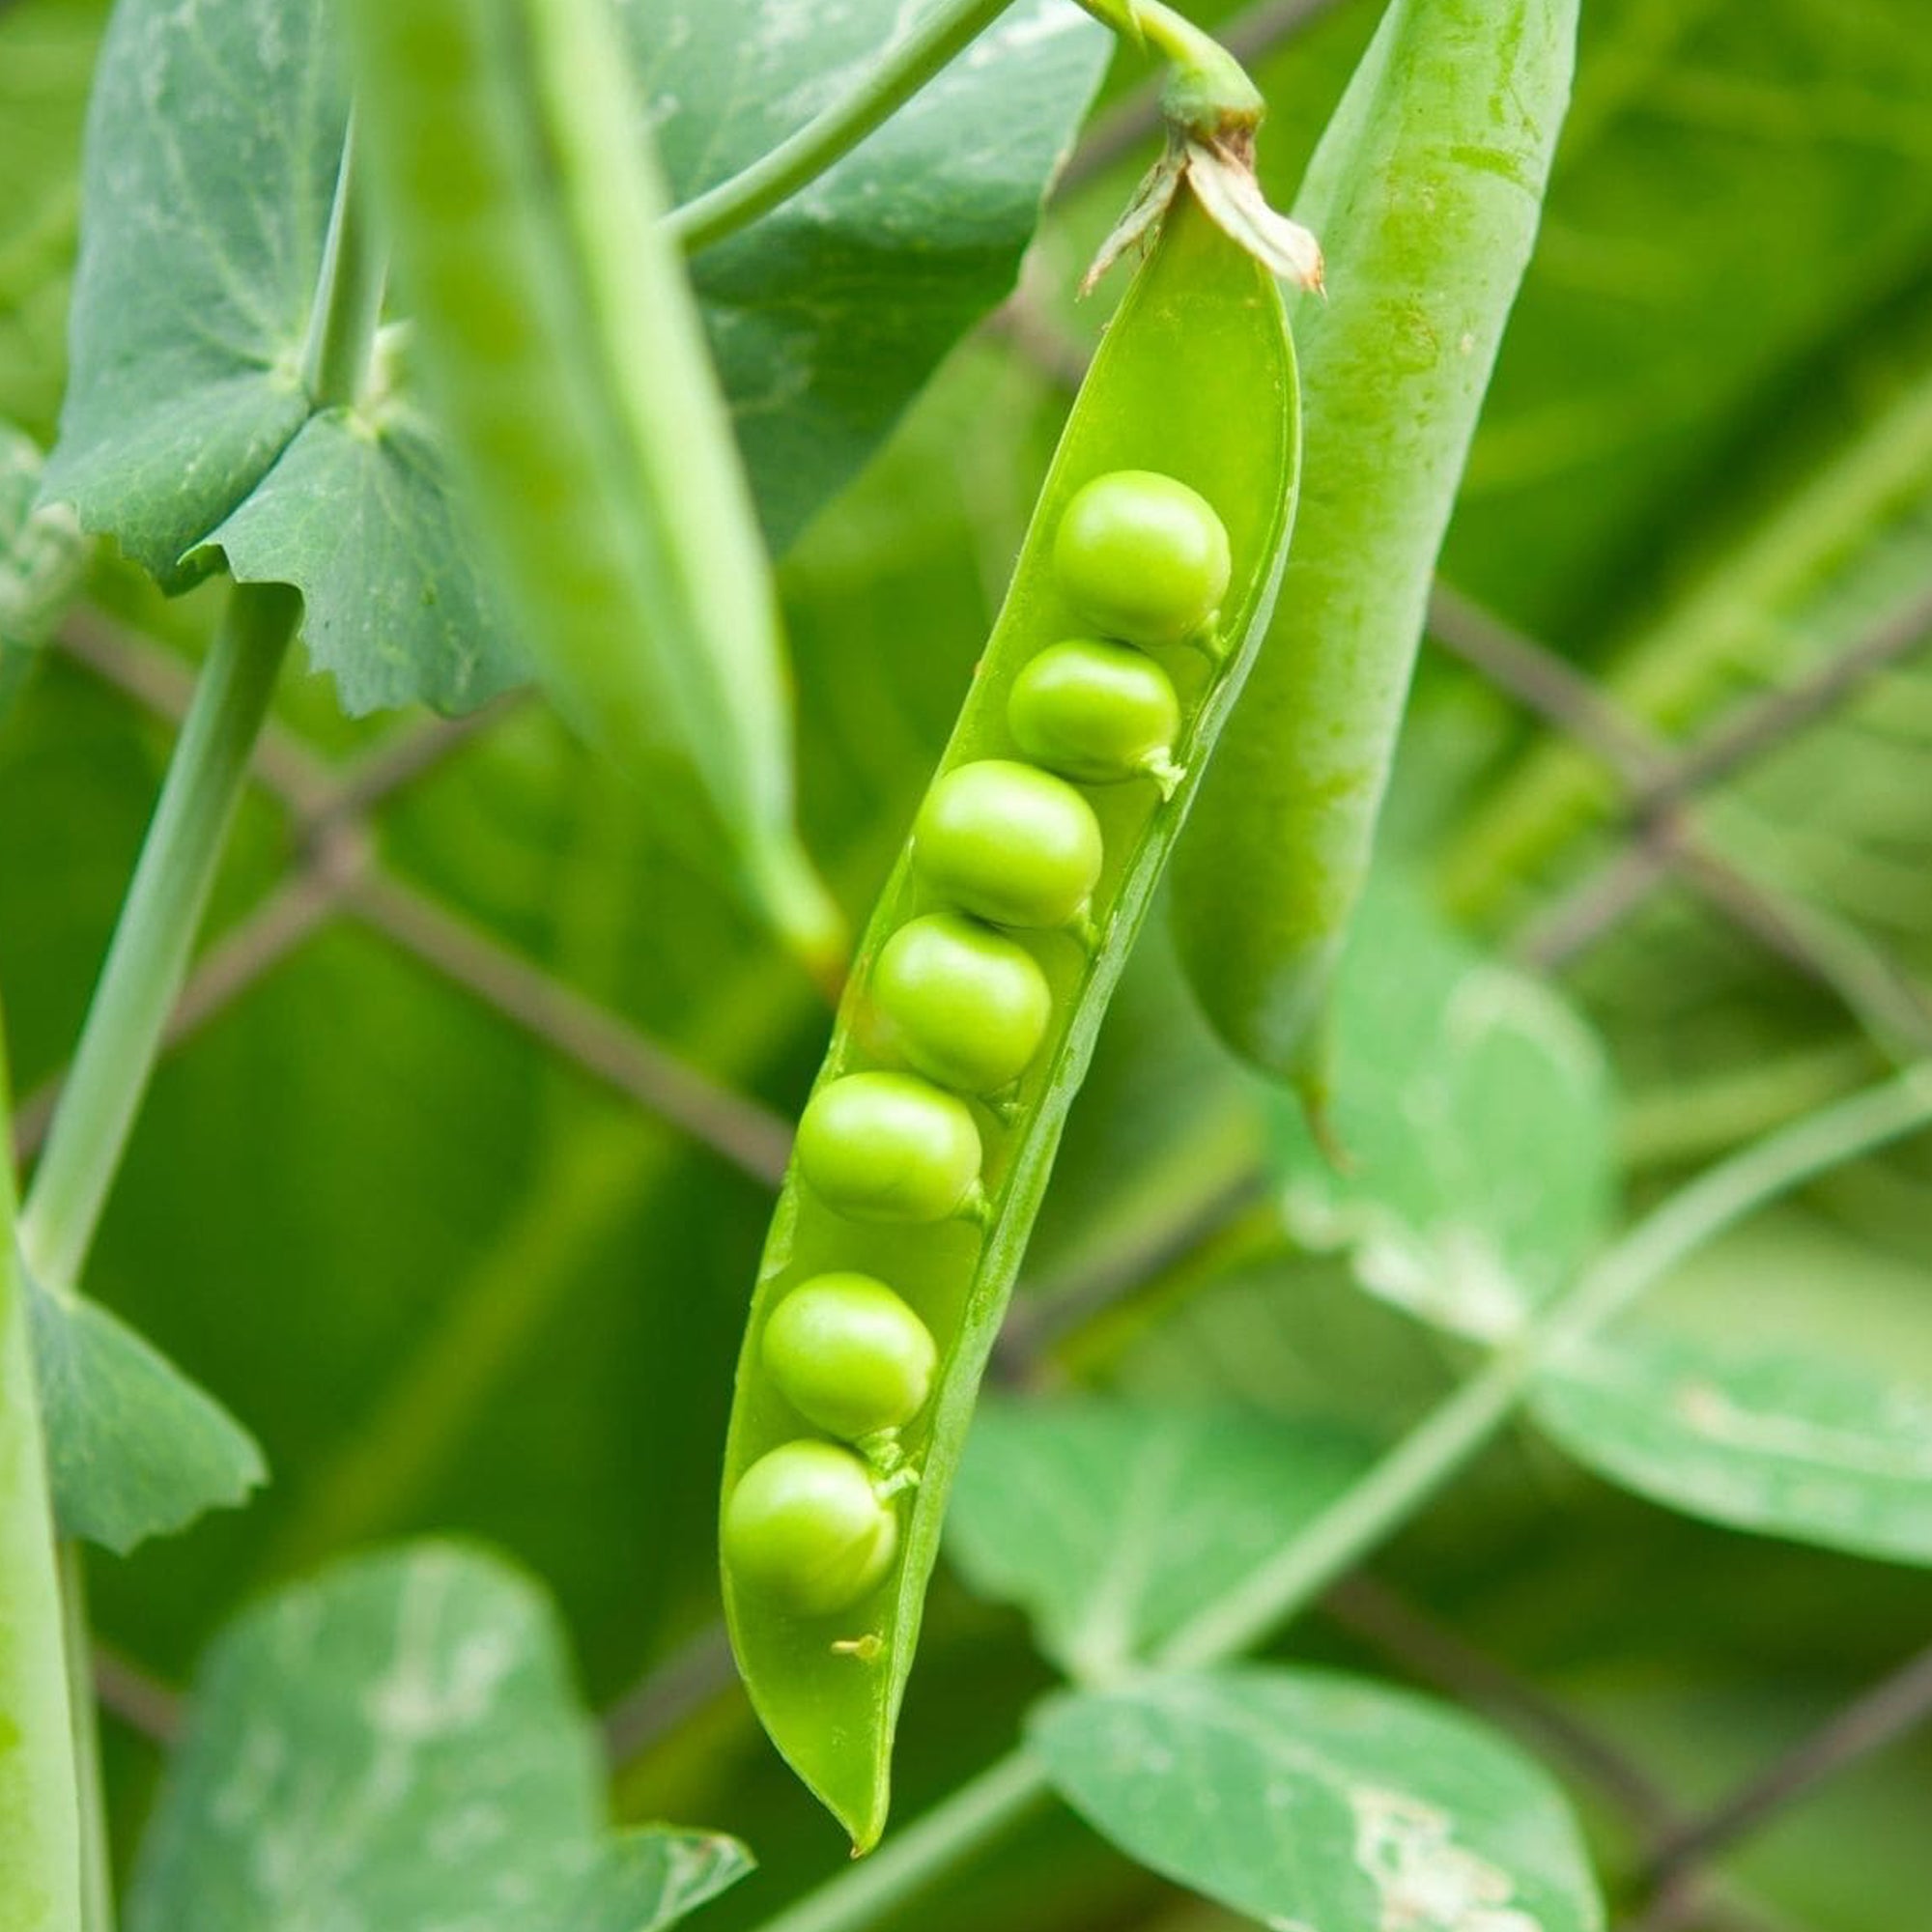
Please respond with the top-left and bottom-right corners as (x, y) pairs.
(723, 471), (1233, 1618)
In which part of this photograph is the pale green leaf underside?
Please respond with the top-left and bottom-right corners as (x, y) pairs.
(1033, 1665), (1605, 1932)
(128, 1543), (751, 1932)
(43, 0), (1107, 715)
(1272, 873), (1615, 1339)
(1534, 1211), (1932, 1566)
(948, 1398), (1372, 1681)
(24, 1267), (264, 1555)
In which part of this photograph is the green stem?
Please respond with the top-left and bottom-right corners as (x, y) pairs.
(18, 119), (382, 1294)
(753, 1064), (1932, 1932)
(60, 1544), (111, 1932)
(18, 582), (298, 1293)
(666, 0), (1019, 255)
(298, 111), (387, 411)
(1075, 0), (1264, 130)
(0, 1028), (82, 1932)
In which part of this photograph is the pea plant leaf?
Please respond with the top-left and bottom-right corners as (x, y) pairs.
(647, 0), (1112, 552)
(947, 1397), (1373, 1682)
(1, 422), (86, 723)
(43, 0), (1108, 717)
(1533, 1211), (1932, 1567)
(127, 1543), (752, 1932)
(1270, 873), (1616, 1340)
(23, 1264), (265, 1555)
(1032, 1665), (1605, 1932)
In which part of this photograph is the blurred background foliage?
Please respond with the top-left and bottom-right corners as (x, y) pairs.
(4, 0), (1932, 1926)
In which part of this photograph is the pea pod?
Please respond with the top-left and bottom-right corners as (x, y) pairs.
(1172, 0), (1577, 1101)
(721, 193), (1299, 1850)
(341, 0), (843, 977)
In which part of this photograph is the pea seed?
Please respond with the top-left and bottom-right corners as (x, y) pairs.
(871, 915), (1052, 1095)
(1053, 469), (1230, 646)
(913, 760), (1103, 930)
(724, 1441), (898, 1617)
(1009, 639), (1184, 793)
(795, 1071), (982, 1223)
(762, 1273), (938, 1440)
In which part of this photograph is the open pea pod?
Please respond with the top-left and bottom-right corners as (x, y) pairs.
(721, 193), (1299, 1850)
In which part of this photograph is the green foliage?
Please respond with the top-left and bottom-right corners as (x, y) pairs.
(949, 1398), (1373, 1680)
(1033, 1666), (1604, 1932)
(44, 0), (1109, 719)
(1270, 873), (1616, 1338)
(127, 1543), (751, 1931)
(1535, 1211), (1932, 1566)
(24, 1269), (263, 1554)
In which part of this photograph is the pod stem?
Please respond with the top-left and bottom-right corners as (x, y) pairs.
(1076, 0), (1262, 137)
(1075, 0), (1322, 293)
(750, 1064), (1932, 1929)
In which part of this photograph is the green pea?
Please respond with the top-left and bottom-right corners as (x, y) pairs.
(761, 1273), (938, 1440)
(870, 915), (1052, 1095)
(723, 1441), (898, 1617)
(1008, 639), (1185, 794)
(795, 1071), (982, 1224)
(913, 760), (1103, 930)
(1052, 469), (1231, 647)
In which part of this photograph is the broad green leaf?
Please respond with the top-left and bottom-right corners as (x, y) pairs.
(0, 422), (86, 722)
(0, 1022), (82, 1932)
(1534, 1211), (1932, 1566)
(1033, 1666), (1605, 1932)
(948, 1397), (1373, 1682)
(1271, 874), (1615, 1339)
(128, 1543), (751, 1932)
(25, 1264), (264, 1555)
(43, 0), (1107, 717)
(649, 0), (1111, 552)
(40, 0), (527, 718)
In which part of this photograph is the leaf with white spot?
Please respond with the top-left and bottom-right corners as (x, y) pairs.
(948, 1398), (1373, 1681)
(1033, 1666), (1604, 1932)
(1534, 1211), (1932, 1566)
(1272, 874), (1615, 1340)
(128, 1543), (750, 1932)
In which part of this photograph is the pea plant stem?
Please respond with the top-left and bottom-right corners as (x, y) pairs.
(61, 1544), (113, 1932)
(18, 122), (381, 1293)
(18, 581), (298, 1292)
(0, 1028), (82, 1932)
(666, 0), (1019, 255)
(753, 1064), (1932, 1932)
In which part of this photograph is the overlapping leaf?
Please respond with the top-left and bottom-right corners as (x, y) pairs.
(43, 0), (1109, 715)
(949, 1397), (1373, 1681)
